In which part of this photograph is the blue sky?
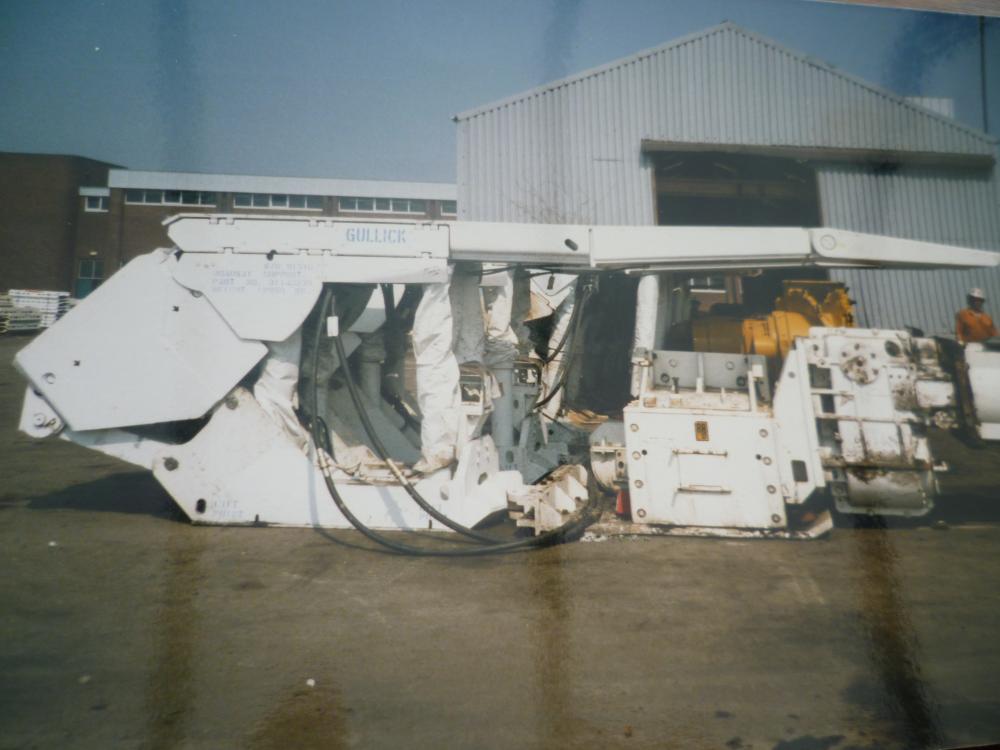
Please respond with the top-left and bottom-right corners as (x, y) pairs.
(1, 0), (996, 183)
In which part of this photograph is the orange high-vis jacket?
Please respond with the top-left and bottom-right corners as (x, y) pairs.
(956, 307), (998, 344)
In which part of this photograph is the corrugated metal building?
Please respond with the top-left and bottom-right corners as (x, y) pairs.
(455, 22), (1000, 335)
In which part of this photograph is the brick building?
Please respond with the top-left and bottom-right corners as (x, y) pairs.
(0, 152), (119, 292)
(3, 153), (457, 297)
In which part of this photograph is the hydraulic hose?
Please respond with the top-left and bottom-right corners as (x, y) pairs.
(331, 316), (504, 544)
(379, 283), (423, 434)
(534, 277), (595, 412)
(308, 285), (600, 556)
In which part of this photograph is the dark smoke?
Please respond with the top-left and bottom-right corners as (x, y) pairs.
(886, 13), (977, 94)
(542, 0), (583, 83)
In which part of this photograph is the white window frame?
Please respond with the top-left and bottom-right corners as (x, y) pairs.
(339, 196), (428, 214)
(124, 189), (216, 207)
(233, 193), (323, 211)
(78, 257), (105, 280)
(440, 200), (457, 217)
(393, 198), (426, 214)
(84, 196), (108, 212)
(339, 197), (375, 213)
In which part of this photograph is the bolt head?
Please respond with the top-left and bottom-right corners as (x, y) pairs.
(164, 457), (179, 471)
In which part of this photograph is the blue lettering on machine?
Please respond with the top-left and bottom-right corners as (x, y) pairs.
(345, 227), (407, 244)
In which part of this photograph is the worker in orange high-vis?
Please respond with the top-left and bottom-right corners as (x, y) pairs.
(956, 287), (999, 344)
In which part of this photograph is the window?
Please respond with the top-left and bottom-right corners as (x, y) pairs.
(339, 196), (430, 214)
(75, 258), (105, 298)
(124, 189), (216, 206)
(84, 196), (108, 212)
(441, 200), (457, 216)
(233, 193), (322, 210)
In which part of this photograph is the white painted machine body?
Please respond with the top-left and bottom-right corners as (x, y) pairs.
(15, 215), (1000, 536)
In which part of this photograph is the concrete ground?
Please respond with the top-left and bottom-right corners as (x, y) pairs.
(2, 334), (1000, 750)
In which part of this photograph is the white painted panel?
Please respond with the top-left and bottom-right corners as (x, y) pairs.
(14, 251), (266, 431)
(172, 252), (445, 341)
(624, 407), (786, 528)
(167, 215), (449, 258)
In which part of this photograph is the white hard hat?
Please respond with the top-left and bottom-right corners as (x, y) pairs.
(969, 287), (986, 299)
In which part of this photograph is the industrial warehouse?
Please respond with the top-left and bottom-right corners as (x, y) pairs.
(455, 22), (1000, 336)
(4, 11), (1000, 750)
(4, 24), (998, 327)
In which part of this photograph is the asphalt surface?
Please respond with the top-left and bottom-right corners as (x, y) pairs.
(2, 334), (1000, 749)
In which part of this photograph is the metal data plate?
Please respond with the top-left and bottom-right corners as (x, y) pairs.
(15, 251), (266, 432)
(650, 350), (770, 401)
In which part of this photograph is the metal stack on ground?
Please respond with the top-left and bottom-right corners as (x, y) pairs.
(1, 290), (71, 335)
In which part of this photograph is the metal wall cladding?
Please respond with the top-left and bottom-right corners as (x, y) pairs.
(456, 23), (1000, 335)
(820, 163), (1000, 335)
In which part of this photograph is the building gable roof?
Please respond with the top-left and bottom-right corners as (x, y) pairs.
(455, 22), (995, 154)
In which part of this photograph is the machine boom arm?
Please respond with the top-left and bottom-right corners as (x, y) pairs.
(165, 214), (1000, 271)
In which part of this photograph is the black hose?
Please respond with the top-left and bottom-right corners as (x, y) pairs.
(539, 276), (586, 366)
(330, 320), (504, 544)
(308, 285), (599, 556)
(534, 278), (595, 411)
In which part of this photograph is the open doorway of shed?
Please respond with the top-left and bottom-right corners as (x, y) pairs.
(653, 151), (821, 227)
(655, 150), (827, 313)
(566, 152), (827, 416)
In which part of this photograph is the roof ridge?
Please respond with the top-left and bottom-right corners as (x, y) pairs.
(453, 22), (733, 121)
(454, 22), (997, 147)
(723, 24), (997, 146)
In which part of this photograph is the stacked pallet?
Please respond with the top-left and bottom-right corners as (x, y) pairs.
(9, 289), (71, 328)
(1, 290), (72, 334)
(0, 296), (42, 334)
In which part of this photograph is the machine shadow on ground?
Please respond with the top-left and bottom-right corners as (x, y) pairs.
(26, 471), (182, 520)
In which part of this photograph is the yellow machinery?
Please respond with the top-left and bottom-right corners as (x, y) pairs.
(692, 280), (855, 367)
